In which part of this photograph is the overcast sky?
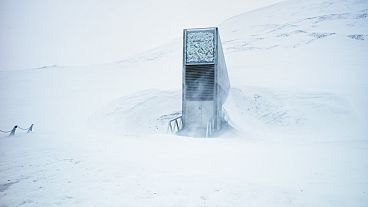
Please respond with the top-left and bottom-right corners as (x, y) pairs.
(0, 0), (282, 70)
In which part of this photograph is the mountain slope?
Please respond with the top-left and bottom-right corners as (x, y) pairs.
(97, 0), (368, 138)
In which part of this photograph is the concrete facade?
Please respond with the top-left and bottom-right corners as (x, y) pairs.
(182, 27), (230, 136)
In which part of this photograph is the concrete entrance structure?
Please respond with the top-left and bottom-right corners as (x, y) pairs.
(181, 27), (230, 136)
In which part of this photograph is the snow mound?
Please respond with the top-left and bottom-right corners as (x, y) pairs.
(225, 87), (352, 136)
(96, 86), (352, 139)
(96, 89), (182, 135)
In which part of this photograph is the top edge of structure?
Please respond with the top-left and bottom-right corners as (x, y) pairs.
(183, 27), (218, 32)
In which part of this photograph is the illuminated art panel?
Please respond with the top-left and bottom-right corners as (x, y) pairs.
(185, 31), (215, 64)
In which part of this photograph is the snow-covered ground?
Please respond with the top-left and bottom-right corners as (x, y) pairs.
(1, 0), (367, 206)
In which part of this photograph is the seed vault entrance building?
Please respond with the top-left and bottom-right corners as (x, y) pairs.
(181, 27), (230, 136)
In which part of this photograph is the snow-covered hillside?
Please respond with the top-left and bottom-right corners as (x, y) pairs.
(0, 0), (367, 206)
(99, 0), (368, 139)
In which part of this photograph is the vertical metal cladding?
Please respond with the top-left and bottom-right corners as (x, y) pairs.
(182, 27), (230, 136)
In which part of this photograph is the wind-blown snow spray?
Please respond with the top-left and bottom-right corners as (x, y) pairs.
(181, 27), (230, 137)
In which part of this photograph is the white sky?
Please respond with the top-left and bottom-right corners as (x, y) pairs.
(0, 0), (282, 70)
